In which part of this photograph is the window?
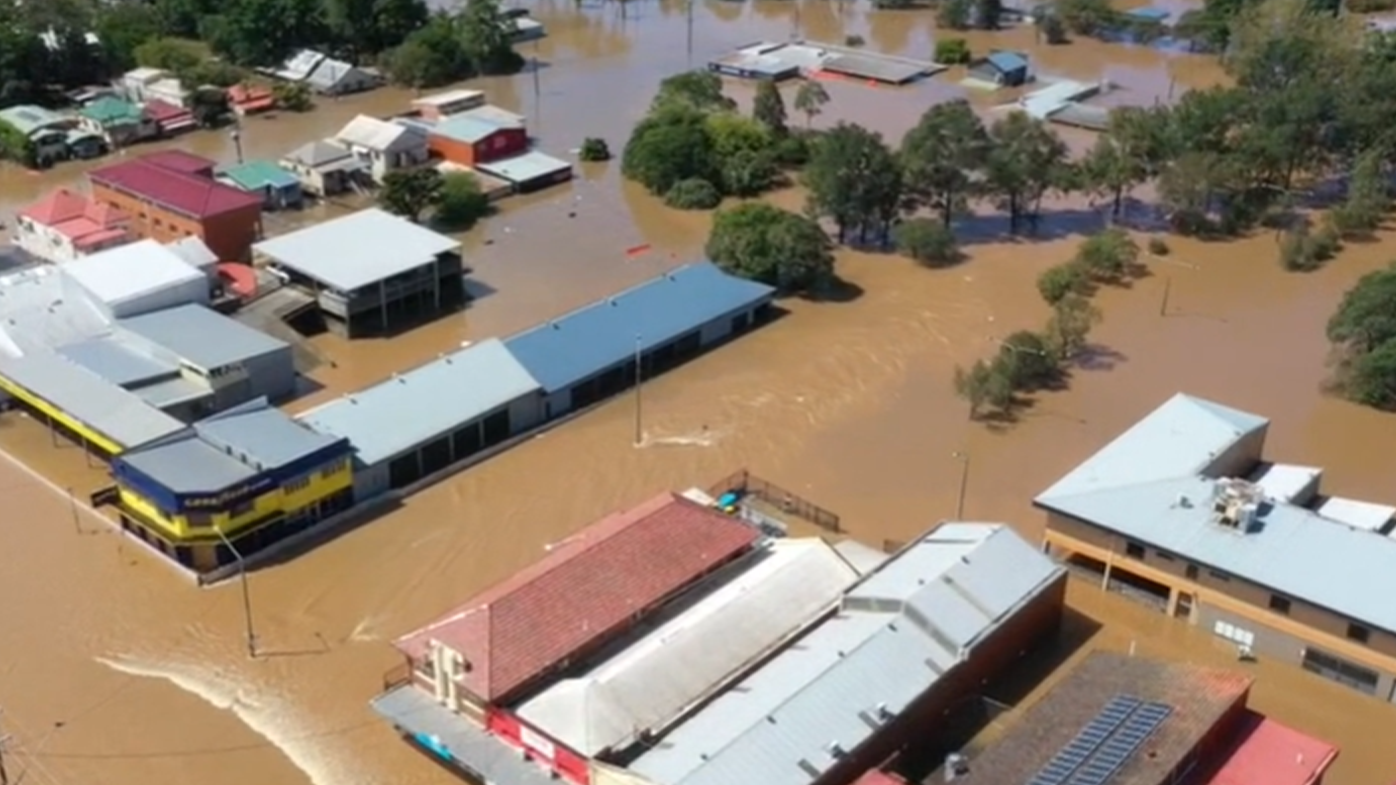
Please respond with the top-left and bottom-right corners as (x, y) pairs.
(185, 512), (212, 528)
(230, 500), (254, 518)
(1124, 541), (1145, 559)
(1347, 623), (1371, 644)
(1269, 594), (1292, 615)
(1208, 569), (1231, 582)
(1154, 550), (1175, 561)
(284, 476), (311, 494)
(1185, 563), (1199, 580)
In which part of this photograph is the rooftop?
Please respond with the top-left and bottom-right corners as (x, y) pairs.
(412, 88), (485, 108)
(294, 338), (540, 466)
(218, 160), (299, 191)
(282, 139), (357, 169)
(629, 523), (1064, 785)
(476, 151), (571, 183)
(117, 398), (346, 493)
(503, 263), (775, 393)
(1204, 712), (1337, 785)
(19, 190), (129, 247)
(276, 49), (325, 81)
(0, 105), (70, 135)
(80, 96), (144, 125)
(515, 538), (865, 757)
(57, 335), (175, 388)
(455, 104), (525, 129)
(118, 303), (288, 371)
(88, 155), (262, 220)
(1035, 393), (1396, 635)
(955, 652), (1254, 785)
(393, 493), (761, 702)
(60, 239), (206, 312)
(335, 114), (422, 152)
(0, 266), (112, 352)
(253, 208), (459, 293)
(432, 114), (508, 144)
(139, 150), (216, 176)
(984, 50), (1030, 72)
(307, 57), (370, 89)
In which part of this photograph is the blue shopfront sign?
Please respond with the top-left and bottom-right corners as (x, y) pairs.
(413, 732), (454, 762)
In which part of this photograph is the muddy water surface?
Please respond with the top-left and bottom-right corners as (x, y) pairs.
(1, 3), (1394, 785)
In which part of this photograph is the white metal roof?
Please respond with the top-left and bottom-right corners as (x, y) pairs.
(334, 114), (422, 153)
(628, 524), (1064, 785)
(515, 539), (863, 757)
(165, 237), (218, 270)
(60, 240), (205, 312)
(253, 208), (459, 293)
(1317, 496), (1395, 533)
(0, 265), (110, 354)
(1249, 462), (1321, 505)
(413, 88), (485, 108)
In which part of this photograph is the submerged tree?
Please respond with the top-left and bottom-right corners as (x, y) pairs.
(793, 80), (830, 128)
(901, 100), (990, 227)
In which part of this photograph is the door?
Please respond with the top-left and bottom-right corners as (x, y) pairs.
(1173, 592), (1194, 620)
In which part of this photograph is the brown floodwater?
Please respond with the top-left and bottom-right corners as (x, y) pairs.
(1, 4), (1393, 785)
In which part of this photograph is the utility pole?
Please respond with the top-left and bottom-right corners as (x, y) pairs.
(230, 125), (245, 165)
(531, 54), (541, 134)
(1159, 276), (1172, 317)
(66, 488), (81, 535)
(686, 0), (694, 68)
(633, 333), (644, 446)
(215, 526), (258, 659)
(952, 451), (970, 520)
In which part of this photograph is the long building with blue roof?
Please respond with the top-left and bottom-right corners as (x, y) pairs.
(504, 262), (775, 416)
(294, 262), (775, 501)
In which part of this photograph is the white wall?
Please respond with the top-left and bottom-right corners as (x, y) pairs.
(14, 217), (78, 263)
(106, 273), (211, 319)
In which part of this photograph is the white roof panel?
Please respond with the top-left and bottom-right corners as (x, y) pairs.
(253, 208), (459, 292)
(60, 240), (205, 311)
(1249, 462), (1322, 505)
(516, 539), (861, 756)
(1317, 496), (1395, 533)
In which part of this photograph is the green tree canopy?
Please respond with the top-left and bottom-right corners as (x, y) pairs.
(983, 110), (1069, 233)
(900, 100), (989, 226)
(434, 172), (490, 229)
(752, 79), (788, 137)
(622, 105), (716, 196)
(793, 80), (829, 127)
(459, 0), (522, 74)
(380, 168), (444, 223)
(804, 122), (902, 244)
(652, 70), (735, 113)
(385, 15), (470, 88)
(705, 203), (834, 294)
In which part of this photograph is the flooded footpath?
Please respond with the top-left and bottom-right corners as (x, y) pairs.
(0, 3), (1394, 785)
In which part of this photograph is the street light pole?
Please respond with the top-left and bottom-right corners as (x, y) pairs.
(633, 333), (643, 447)
(952, 451), (970, 520)
(214, 526), (257, 659)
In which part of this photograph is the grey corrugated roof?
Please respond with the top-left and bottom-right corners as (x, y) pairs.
(296, 337), (539, 466)
(118, 303), (287, 371)
(1035, 393), (1396, 635)
(119, 398), (343, 492)
(475, 151), (571, 183)
(57, 335), (176, 387)
(253, 208), (459, 293)
(629, 524), (1063, 785)
(0, 265), (111, 353)
(60, 240), (206, 311)
(517, 539), (862, 757)
(131, 375), (210, 408)
(503, 263), (775, 393)
(195, 397), (342, 469)
(283, 139), (354, 169)
(0, 349), (184, 448)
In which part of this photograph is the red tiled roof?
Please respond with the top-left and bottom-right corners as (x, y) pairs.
(1206, 712), (1337, 785)
(20, 188), (88, 224)
(89, 158), (261, 220)
(143, 99), (192, 122)
(395, 493), (759, 702)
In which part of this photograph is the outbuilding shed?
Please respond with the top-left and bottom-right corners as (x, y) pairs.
(60, 239), (210, 319)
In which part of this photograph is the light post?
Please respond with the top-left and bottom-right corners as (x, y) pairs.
(230, 125), (244, 165)
(214, 526), (257, 659)
(952, 451), (970, 520)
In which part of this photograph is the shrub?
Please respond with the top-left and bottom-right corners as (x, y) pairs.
(1041, 13), (1069, 44)
(434, 172), (491, 229)
(1037, 262), (1088, 305)
(579, 137), (611, 162)
(1279, 222), (1341, 272)
(272, 81), (313, 112)
(772, 132), (813, 167)
(934, 38), (972, 65)
(894, 218), (961, 266)
(665, 178), (722, 210)
(1146, 236), (1169, 256)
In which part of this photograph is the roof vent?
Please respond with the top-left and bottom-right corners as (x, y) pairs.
(609, 298), (617, 306)
(550, 320), (560, 330)
(1176, 493), (1192, 508)
(826, 742), (846, 759)
(876, 702), (892, 720)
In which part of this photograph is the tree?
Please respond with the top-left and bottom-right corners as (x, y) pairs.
(207, 0), (325, 66)
(995, 331), (1058, 390)
(579, 137), (611, 161)
(459, 0), (523, 74)
(706, 112), (779, 196)
(804, 122), (903, 244)
(793, 80), (829, 128)
(380, 168), (443, 223)
(434, 172), (491, 229)
(1327, 265), (1396, 355)
(1329, 148), (1389, 237)
(1080, 107), (1166, 219)
(937, 0), (971, 30)
(1056, 0), (1117, 35)
(934, 38), (972, 65)
(665, 178), (722, 209)
(901, 101), (989, 226)
(954, 359), (1013, 418)
(1344, 340), (1396, 410)
(272, 80), (313, 111)
(327, 0), (428, 59)
(1043, 294), (1101, 360)
(752, 79), (788, 137)
(652, 70), (735, 113)
(894, 218), (960, 266)
(1074, 227), (1139, 283)
(1037, 262), (1088, 305)
(95, 1), (162, 70)
(974, 0), (1002, 29)
(706, 203), (835, 293)
(1041, 13), (1069, 44)
(189, 87), (232, 127)
(386, 16), (470, 88)
(622, 105), (716, 195)
(984, 111), (1069, 233)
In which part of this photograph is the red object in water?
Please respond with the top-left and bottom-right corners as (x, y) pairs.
(216, 262), (258, 298)
(625, 243), (652, 257)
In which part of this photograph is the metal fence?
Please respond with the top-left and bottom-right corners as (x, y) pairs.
(709, 469), (841, 533)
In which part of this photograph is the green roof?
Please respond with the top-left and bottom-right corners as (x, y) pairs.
(80, 97), (144, 126)
(217, 160), (299, 191)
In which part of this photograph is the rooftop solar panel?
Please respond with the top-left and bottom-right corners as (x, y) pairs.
(1068, 702), (1173, 785)
(1026, 695), (1141, 785)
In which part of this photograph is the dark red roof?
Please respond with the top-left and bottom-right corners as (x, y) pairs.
(139, 149), (216, 176)
(1206, 712), (1337, 785)
(394, 493), (759, 702)
(89, 156), (261, 220)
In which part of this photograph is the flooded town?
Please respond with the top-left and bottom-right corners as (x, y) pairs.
(1, 1), (1395, 785)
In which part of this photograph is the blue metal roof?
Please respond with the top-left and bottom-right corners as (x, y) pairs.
(434, 115), (504, 144)
(503, 263), (775, 393)
(1126, 6), (1170, 20)
(986, 51), (1028, 73)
